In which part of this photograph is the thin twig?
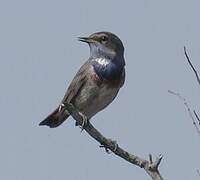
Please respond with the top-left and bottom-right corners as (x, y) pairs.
(64, 103), (164, 180)
(184, 46), (200, 85)
(197, 169), (200, 177)
(194, 110), (200, 125)
(168, 90), (200, 136)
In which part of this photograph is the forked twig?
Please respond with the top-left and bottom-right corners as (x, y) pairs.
(168, 90), (200, 136)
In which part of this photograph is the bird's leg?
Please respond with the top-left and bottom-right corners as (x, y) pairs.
(75, 111), (88, 131)
(63, 102), (88, 130)
(99, 139), (118, 153)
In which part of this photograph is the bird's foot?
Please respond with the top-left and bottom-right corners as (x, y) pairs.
(75, 112), (88, 131)
(99, 139), (118, 154)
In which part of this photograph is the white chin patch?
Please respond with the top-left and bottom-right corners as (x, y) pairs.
(95, 58), (109, 66)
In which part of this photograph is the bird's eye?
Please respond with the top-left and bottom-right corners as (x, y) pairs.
(101, 36), (108, 43)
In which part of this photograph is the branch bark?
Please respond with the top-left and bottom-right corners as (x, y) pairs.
(63, 103), (164, 180)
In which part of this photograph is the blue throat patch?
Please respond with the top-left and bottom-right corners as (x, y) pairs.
(92, 58), (124, 80)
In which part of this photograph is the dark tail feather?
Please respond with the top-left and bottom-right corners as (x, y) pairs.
(39, 107), (70, 128)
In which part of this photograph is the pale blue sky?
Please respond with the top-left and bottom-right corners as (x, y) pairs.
(0, 0), (200, 179)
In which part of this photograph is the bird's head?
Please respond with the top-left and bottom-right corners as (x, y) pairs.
(78, 32), (124, 60)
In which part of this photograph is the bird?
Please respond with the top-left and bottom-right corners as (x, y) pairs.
(39, 31), (126, 128)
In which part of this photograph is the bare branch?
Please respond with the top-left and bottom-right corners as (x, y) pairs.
(168, 90), (200, 136)
(64, 103), (164, 180)
(184, 46), (200, 85)
(149, 154), (163, 171)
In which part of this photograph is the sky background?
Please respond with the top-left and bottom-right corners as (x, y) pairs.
(0, 0), (200, 179)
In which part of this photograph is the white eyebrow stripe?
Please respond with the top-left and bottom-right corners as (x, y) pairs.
(94, 58), (109, 66)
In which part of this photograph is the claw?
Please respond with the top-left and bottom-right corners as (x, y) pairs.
(99, 145), (111, 154)
(99, 139), (118, 153)
(112, 140), (118, 152)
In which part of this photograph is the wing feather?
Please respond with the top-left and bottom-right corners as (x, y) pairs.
(62, 61), (90, 104)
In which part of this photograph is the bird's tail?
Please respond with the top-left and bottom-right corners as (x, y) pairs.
(39, 106), (70, 128)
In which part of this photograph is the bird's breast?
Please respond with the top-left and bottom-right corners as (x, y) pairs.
(92, 57), (124, 82)
(91, 58), (125, 88)
(73, 63), (125, 119)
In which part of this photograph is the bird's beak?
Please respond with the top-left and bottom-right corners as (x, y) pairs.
(78, 37), (94, 43)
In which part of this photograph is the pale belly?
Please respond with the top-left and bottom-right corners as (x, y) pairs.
(73, 80), (120, 119)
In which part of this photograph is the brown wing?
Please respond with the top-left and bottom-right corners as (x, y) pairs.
(62, 61), (90, 104)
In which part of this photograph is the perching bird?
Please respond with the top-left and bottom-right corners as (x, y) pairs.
(39, 32), (125, 128)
